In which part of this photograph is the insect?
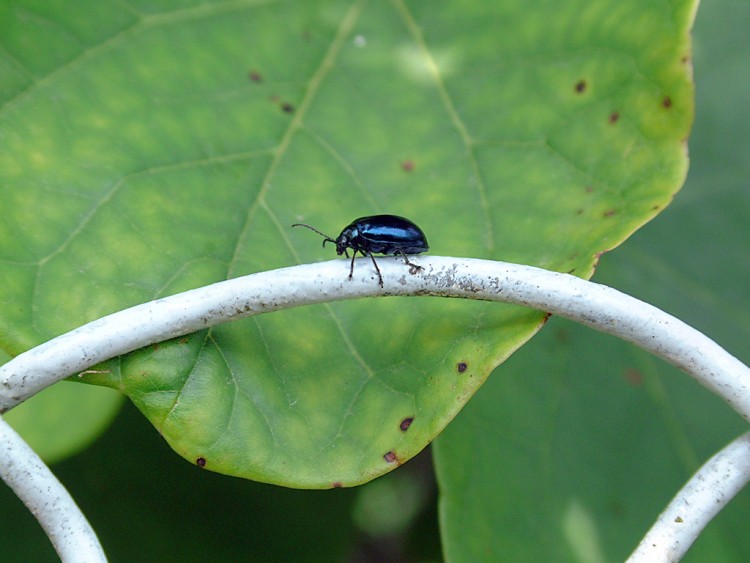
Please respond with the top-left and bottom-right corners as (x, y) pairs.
(292, 214), (429, 287)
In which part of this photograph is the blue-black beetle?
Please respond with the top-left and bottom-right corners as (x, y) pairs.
(292, 214), (429, 287)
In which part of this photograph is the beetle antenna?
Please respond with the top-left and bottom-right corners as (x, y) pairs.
(291, 223), (336, 245)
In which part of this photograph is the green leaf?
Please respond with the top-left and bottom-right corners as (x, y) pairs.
(0, 400), (372, 562)
(0, 340), (123, 466)
(0, 0), (691, 486)
(435, 0), (750, 559)
(436, 317), (749, 561)
(2, 380), (124, 464)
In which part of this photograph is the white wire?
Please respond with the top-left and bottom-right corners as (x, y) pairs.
(0, 414), (106, 562)
(0, 256), (748, 561)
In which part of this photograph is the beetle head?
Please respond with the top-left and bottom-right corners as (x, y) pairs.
(326, 238), (350, 257)
(334, 241), (350, 257)
(334, 234), (350, 256)
(335, 226), (359, 257)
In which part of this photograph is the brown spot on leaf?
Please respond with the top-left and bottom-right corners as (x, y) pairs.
(623, 368), (643, 386)
(662, 96), (672, 109)
(331, 481), (344, 488)
(401, 160), (415, 172)
(609, 111), (620, 124)
(456, 362), (468, 373)
(383, 451), (399, 464)
(575, 80), (587, 93)
(400, 417), (414, 431)
(608, 499), (626, 518)
(249, 70), (263, 83)
(281, 102), (294, 113)
(604, 209), (616, 217)
(196, 457), (207, 468)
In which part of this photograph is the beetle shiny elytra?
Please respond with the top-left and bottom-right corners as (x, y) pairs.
(292, 214), (429, 287)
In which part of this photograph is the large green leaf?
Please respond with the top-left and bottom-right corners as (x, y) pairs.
(435, 0), (750, 559)
(436, 318), (749, 561)
(0, 347), (122, 463)
(0, 0), (691, 487)
(2, 380), (123, 464)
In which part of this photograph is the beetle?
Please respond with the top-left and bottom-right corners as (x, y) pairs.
(292, 214), (429, 287)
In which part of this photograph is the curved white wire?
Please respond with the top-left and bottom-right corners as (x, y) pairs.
(2, 257), (747, 419)
(628, 431), (750, 561)
(0, 414), (106, 562)
(0, 256), (748, 560)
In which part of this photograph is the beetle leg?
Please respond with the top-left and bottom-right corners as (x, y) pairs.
(396, 248), (424, 274)
(348, 251), (357, 280)
(366, 252), (384, 288)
